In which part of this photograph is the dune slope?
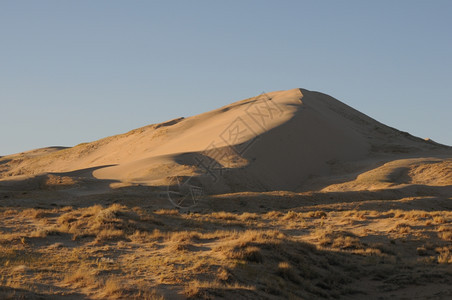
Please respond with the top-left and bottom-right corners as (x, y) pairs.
(0, 88), (449, 194)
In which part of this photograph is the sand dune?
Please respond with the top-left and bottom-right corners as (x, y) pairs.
(1, 88), (452, 299)
(1, 88), (448, 194)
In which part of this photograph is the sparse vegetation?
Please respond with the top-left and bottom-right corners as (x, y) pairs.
(0, 191), (451, 298)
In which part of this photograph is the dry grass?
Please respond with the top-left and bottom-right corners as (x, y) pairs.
(315, 229), (363, 250)
(306, 210), (328, 218)
(0, 193), (451, 299)
(282, 210), (303, 220)
(63, 266), (98, 289)
(55, 204), (149, 241)
(63, 266), (163, 299)
(437, 247), (452, 264)
(238, 212), (259, 221)
(276, 262), (300, 283)
(434, 216), (447, 224)
(438, 229), (452, 241)
(184, 280), (255, 299)
(390, 222), (412, 234)
(154, 209), (179, 216)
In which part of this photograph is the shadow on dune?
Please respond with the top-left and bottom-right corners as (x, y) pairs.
(0, 165), (118, 191)
(1, 165), (451, 213)
(204, 184), (452, 212)
(165, 89), (450, 193)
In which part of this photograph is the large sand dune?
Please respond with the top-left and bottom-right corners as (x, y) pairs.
(1, 88), (452, 299)
(1, 88), (448, 194)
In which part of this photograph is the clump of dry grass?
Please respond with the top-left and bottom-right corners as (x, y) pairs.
(433, 216), (447, 224)
(64, 266), (163, 299)
(154, 209), (179, 216)
(306, 210), (328, 219)
(1, 209), (18, 216)
(63, 266), (99, 289)
(315, 230), (363, 250)
(437, 225), (450, 232)
(264, 211), (283, 219)
(390, 222), (412, 234)
(129, 229), (164, 243)
(403, 210), (429, 221)
(166, 231), (200, 251)
(276, 261), (300, 283)
(438, 228), (452, 241)
(387, 209), (435, 221)
(184, 279), (255, 299)
(417, 246), (428, 256)
(238, 212), (258, 221)
(210, 211), (238, 220)
(43, 174), (77, 188)
(0, 232), (22, 244)
(56, 204), (153, 242)
(216, 267), (230, 282)
(386, 209), (405, 218)
(225, 245), (263, 263)
(343, 210), (367, 220)
(95, 228), (125, 243)
(436, 247), (452, 264)
(282, 210), (303, 220)
(214, 230), (285, 263)
(99, 278), (123, 299)
(21, 208), (52, 219)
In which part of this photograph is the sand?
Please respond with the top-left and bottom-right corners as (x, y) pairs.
(1, 88), (448, 194)
(0, 88), (451, 299)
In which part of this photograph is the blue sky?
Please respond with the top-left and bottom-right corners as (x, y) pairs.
(1, 1), (451, 155)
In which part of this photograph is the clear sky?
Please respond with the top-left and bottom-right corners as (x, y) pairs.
(1, 1), (451, 156)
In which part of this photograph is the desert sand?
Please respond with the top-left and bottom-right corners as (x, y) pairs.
(0, 88), (451, 299)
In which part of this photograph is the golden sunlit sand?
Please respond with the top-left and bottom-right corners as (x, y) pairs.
(1, 89), (451, 299)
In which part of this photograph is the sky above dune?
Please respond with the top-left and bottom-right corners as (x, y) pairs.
(1, 0), (451, 155)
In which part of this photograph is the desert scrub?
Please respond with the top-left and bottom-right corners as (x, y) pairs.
(166, 231), (201, 252)
(315, 230), (363, 250)
(20, 208), (53, 219)
(306, 210), (327, 219)
(56, 204), (146, 241)
(264, 211), (284, 219)
(154, 209), (179, 216)
(214, 230), (286, 263)
(436, 247), (452, 264)
(184, 280), (255, 299)
(282, 210), (303, 221)
(433, 216), (447, 224)
(390, 222), (411, 234)
(276, 262), (300, 283)
(210, 211), (238, 220)
(438, 228), (452, 241)
(238, 212), (259, 221)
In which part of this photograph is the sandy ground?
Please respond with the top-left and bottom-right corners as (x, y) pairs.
(0, 88), (451, 299)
